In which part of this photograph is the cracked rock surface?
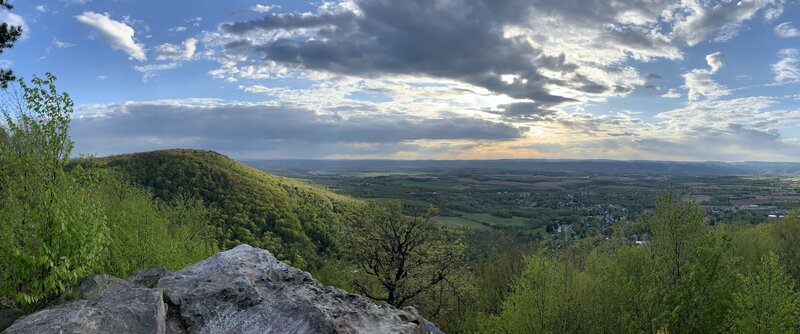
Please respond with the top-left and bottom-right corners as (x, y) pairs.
(3, 245), (443, 334)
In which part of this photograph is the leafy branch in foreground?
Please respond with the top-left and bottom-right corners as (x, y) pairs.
(0, 73), (108, 307)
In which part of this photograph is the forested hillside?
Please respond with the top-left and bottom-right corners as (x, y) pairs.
(74, 149), (358, 268)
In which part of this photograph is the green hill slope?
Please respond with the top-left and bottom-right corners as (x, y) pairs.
(78, 149), (357, 268)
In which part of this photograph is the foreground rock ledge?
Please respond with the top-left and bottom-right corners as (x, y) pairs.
(4, 245), (443, 334)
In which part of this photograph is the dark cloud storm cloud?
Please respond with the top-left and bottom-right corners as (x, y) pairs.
(219, 0), (617, 104)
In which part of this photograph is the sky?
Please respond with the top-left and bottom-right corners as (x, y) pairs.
(1, 0), (800, 161)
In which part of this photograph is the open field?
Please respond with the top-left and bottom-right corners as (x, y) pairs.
(247, 161), (800, 237)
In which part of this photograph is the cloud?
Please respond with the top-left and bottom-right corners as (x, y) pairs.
(185, 17), (202, 27)
(250, 4), (280, 13)
(705, 52), (724, 73)
(57, 0), (800, 161)
(683, 70), (730, 101)
(0, 10), (27, 36)
(133, 62), (181, 82)
(207, 0), (782, 114)
(67, 94), (800, 161)
(169, 26), (187, 33)
(51, 38), (75, 49)
(533, 96), (800, 161)
(155, 38), (197, 61)
(772, 48), (799, 84)
(669, 0), (780, 46)
(763, 2), (784, 21)
(683, 51), (730, 101)
(490, 102), (556, 121)
(35, 5), (47, 13)
(651, 97), (800, 160)
(45, 37), (75, 54)
(775, 22), (800, 38)
(218, 1), (578, 105)
(661, 89), (681, 99)
(214, 0), (699, 105)
(75, 11), (146, 61)
(71, 99), (526, 158)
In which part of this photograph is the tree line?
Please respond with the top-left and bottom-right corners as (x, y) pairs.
(474, 192), (800, 333)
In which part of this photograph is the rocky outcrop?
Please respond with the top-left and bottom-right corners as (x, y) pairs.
(3, 245), (442, 334)
(4, 287), (166, 334)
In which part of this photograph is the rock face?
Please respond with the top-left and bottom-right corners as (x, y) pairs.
(3, 245), (442, 334)
(4, 288), (166, 334)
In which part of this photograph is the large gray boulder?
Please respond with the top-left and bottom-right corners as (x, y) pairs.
(79, 274), (137, 301)
(3, 288), (166, 334)
(3, 245), (442, 334)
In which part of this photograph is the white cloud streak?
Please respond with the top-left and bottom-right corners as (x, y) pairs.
(775, 22), (800, 38)
(134, 62), (181, 82)
(75, 11), (146, 61)
(773, 48), (799, 84)
(250, 4), (280, 13)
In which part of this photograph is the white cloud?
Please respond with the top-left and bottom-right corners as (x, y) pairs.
(669, 0), (778, 46)
(155, 38), (197, 61)
(97, 75), (107, 80)
(211, 0), (783, 114)
(169, 26), (187, 32)
(683, 52), (730, 101)
(661, 89), (681, 99)
(0, 10), (28, 36)
(45, 37), (75, 54)
(773, 48), (799, 84)
(775, 22), (800, 38)
(35, 5), (47, 13)
(185, 17), (202, 27)
(250, 4), (280, 13)
(134, 62), (181, 82)
(705, 52), (724, 73)
(683, 70), (730, 101)
(711, 23), (743, 43)
(763, 3), (784, 22)
(75, 11), (146, 61)
(51, 38), (75, 49)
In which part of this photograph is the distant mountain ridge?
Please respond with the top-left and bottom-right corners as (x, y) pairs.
(245, 159), (800, 176)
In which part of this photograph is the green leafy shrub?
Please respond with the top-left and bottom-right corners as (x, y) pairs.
(83, 168), (217, 277)
(0, 73), (108, 307)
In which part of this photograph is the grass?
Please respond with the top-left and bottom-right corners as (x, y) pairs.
(439, 216), (491, 230)
(460, 212), (530, 227)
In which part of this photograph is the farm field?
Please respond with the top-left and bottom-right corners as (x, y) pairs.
(247, 160), (800, 238)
